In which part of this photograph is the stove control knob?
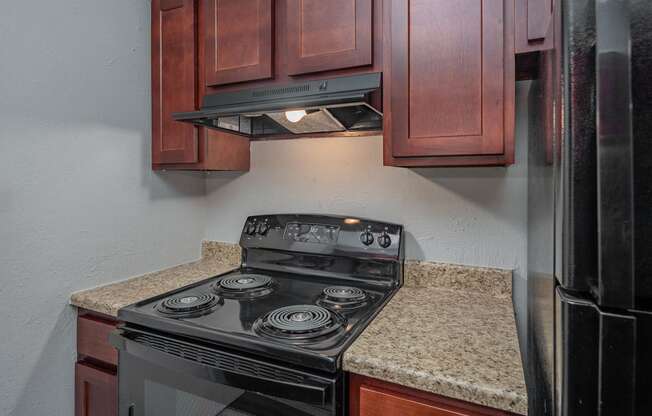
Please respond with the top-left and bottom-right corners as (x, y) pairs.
(245, 223), (257, 235)
(256, 222), (270, 235)
(377, 232), (392, 248)
(360, 231), (374, 246)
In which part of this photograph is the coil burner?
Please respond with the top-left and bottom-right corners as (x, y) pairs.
(157, 293), (221, 317)
(317, 286), (369, 310)
(211, 274), (275, 299)
(253, 305), (345, 342)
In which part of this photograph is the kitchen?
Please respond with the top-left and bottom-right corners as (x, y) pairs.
(0, 0), (649, 415)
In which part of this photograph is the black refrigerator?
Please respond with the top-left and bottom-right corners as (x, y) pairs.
(526, 0), (652, 415)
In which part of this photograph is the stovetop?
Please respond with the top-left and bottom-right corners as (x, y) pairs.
(118, 214), (404, 373)
(119, 267), (396, 372)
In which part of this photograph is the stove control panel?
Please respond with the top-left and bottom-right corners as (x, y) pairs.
(284, 223), (340, 244)
(240, 214), (403, 260)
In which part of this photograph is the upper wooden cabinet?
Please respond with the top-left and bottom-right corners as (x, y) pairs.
(151, 0), (250, 171)
(515, 0), (554, 53)
(383, 0), (515, 167)
(151, 0), (198, 165)
(204, 0), (274, 86)
(285, 0), (373, 75)
(151, 0), (518, 170)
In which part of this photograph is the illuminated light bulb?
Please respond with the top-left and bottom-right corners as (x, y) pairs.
(285, 110), (307, 123)
(344, 218), (360, 225)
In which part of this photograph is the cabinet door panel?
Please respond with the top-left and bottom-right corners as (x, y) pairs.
(515, 0), (554, 53)
(75, 363), (117, 416)
(351, 374), (515, 416)
(527, 0), (552, 40)
(205, 0), (273, 86)
(361, 386), (465, 416)
(152, 0), (198, 165)
(387, 0), (506, 158)
(77, 315), (118, 366)
(286, 0), (372, 75)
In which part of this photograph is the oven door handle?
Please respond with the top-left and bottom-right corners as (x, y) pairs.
(110, 328), (333, 406)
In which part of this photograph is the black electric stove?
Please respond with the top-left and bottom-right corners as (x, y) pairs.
(111, 214), (403, 416)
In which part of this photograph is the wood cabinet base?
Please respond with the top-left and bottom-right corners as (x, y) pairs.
(76, 310), (119, 416)
(75, 362), (117, 416)
(349, 374), (519, 416)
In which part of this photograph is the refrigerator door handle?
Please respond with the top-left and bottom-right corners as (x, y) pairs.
(598, 312), (637, 415)
(595, 0), (635, 308)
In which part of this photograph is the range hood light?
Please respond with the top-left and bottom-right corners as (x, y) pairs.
(285, 110), (307, 123)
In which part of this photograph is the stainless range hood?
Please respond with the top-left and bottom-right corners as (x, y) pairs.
(173, 73), (382, 138)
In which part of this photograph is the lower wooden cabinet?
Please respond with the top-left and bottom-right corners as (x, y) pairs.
(76, 310), (119, 416)
(75, 362), (117, 416)
(350, 374), (518, 416)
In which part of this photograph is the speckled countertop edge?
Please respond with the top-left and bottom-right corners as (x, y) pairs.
(344, 261), (527, 415)
(69, 241), (241, 317)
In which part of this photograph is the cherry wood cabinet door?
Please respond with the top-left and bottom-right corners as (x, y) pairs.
(361, 386), (466, 416)
(204, 0), (274, 86)
(77, 315), (118, 366)
(75, 362), (117, 416)
(351, 374), (517, 416)
(385, 0), (514, 166)
(285, 0), (373, 75)
(152, 0), (198, 165)
(515, 0), (554, 53)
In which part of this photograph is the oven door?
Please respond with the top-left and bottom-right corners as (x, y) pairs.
(110, 327), (341, 416)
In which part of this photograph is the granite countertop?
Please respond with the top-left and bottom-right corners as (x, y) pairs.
(70, 242), (526, 413)
(70, 241), (241, 317)
(344, 261), (528, 415)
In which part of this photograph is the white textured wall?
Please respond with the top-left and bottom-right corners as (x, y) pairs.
(0, 1), (207, 415)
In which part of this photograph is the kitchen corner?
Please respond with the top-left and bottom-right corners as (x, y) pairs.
(70, 242), (241, 317)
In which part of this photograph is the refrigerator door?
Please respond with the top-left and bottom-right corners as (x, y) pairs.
(631, 0), (652, 311)
(560, 0), (652, 310)
(555, 288), (652, 416)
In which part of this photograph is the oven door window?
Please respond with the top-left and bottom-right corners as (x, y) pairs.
(121, 354), (333, 416)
